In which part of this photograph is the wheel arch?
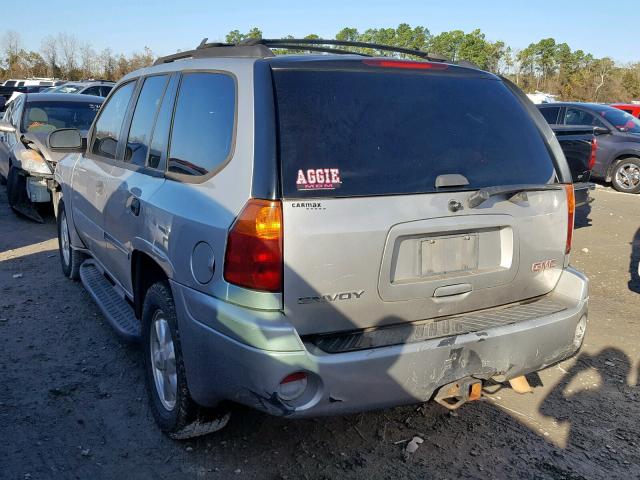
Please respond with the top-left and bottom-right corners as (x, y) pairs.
(131, 246), (175, 319)
(606, 152), (640, 180)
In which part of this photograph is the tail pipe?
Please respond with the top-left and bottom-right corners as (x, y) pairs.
(433, 378), (483, 410)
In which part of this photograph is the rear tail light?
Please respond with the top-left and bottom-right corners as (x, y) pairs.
(565, 184), (575, 254)
(224, 199), (283, 292)
(362, 59), (448, 70)
(588, 137), (598, 170)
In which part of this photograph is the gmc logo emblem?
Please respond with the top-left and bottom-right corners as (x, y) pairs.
(532, 259), (557, 272)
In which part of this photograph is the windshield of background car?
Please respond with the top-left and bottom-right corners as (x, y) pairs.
(273, 66), (556, 198)
(21, 101), (102, 133)
(51, 84), (84, 94)
(591, 105), (640, 134)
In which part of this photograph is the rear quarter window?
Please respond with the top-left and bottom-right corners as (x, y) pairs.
(167, 72), (236, 178)
(274, 68), (556, 198)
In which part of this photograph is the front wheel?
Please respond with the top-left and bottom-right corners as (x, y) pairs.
(57, 200), (84, 280)
(142, 281), (229, 439)
(6, 166), (25, 208)
(611, 158), (640, 194)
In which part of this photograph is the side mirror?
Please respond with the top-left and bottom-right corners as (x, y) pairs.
(48, 128), (83, 151)
(593, 126), (611, 135)
(0, 120), (16, 133)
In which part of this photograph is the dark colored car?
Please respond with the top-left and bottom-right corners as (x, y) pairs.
(538, 103), (640, 193)
(550, 125), (599, 206)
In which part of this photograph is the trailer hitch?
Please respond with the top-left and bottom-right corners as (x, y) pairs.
(433, 378), (483, 410)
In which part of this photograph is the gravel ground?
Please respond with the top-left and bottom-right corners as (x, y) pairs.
(1, 185), (639, 480)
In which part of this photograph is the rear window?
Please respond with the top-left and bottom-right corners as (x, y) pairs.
(274, 68), (556, 197)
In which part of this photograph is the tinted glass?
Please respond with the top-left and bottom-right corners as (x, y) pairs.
(22, 101), (102, 133)
(588, 104), (640, 134)
(148, 76), (178, 170)
(565, 108), (605, 128)
(101, 86), (113, 97)
(91, 82), (135, 159)
(539, 106), (560, 124)
(82, 86), (101, 96)
(167, 73), (235, 177)
(125, 75), (168, 166)
(4, 81), (16, 87)
(274, 69), (556, 198)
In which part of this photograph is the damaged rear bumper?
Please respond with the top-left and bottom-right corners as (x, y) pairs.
(172, 267), (588, 417)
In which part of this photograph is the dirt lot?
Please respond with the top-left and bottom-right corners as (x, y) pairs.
(1, 185), (639, 480)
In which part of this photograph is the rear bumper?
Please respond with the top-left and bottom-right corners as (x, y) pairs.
(172, 267), (588, 417)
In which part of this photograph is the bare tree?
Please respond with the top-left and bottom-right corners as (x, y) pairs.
(1, 30), (22, 75)
(40, 35), (59, 78)
(57, 32), (79, 76)
(593, 58), (614, 101)
(79, 42), (96, 78)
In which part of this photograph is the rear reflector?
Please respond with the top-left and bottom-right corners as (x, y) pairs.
(278, 372), (308, 401)
(363, 59), (448, 70)
(224, 199), (283, 292)
(588, 137), (598, 170)
(565, 184), (575, 254)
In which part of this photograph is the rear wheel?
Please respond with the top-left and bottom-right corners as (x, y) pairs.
(611, 158), (640, 194)
(142, 281), (229, 439)
(57, 200), (84, 280)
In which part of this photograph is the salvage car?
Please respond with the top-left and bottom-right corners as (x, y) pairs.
(0, 93), (103, 221)
(52, 38), (588, 439)
(538, 103), (640, 193)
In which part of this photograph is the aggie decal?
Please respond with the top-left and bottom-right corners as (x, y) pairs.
(296, 168), (341, 191)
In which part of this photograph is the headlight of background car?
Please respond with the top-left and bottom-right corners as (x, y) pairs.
(18, 149), (52, 175)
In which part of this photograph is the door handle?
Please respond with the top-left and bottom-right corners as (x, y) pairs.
(129, 196), (141, 216)
(96, 180), (104, 195)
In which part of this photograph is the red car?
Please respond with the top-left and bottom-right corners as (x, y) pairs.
(611, 103), (640, 118)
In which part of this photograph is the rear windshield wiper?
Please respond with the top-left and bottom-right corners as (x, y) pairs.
(467, 184), (564, 208)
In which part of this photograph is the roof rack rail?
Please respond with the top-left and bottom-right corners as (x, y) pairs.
(241, 38), (448, 62)
(154, 37), (450, 65)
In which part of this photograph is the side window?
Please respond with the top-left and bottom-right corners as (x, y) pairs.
(565, 108), (606, 128)
(82, 86), (101, 96)
(147, 76), (179, 170)
(124, 75), (168, 166)
(539, 106), (560, 124)
(91, 82), (135, 159)
(167, 72), (235, 177)
(101, 86), (113, 97)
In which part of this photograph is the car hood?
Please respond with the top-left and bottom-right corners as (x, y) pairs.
(22, 130), (88, 163)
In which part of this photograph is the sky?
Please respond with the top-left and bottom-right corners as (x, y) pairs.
(4, 0), (638, 63)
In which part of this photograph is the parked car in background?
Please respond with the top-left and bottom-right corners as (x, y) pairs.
(611, 103), (640, 119)
(53, 38), (588, 439)
(48, 80), (114, 97)
(538, 102), (640, 193)
(549, 125), (600, 206)
(0, 93), (103, 221)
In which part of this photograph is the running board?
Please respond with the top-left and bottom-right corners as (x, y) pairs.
(79, 260), (141, 343)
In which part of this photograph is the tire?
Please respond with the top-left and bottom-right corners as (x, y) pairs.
(611, 158), (640, 194)
(57, 200), (84, 280)
(142, 281), (229, 439)
(6, 166), (24, 208)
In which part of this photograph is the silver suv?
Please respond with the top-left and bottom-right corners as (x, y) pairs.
(53, 39), (589, 439)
